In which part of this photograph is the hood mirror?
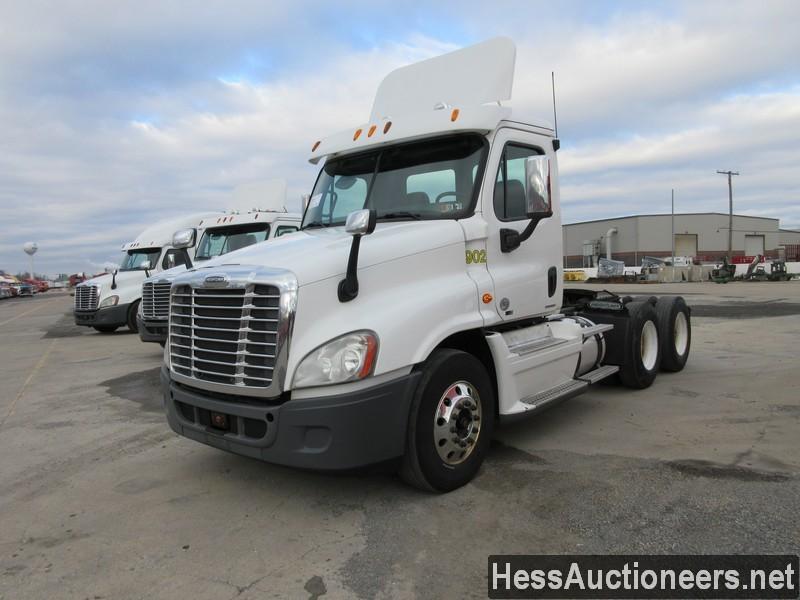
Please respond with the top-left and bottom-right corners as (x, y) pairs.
(339, 209), (377, 302)
(172, 228), (196, 249)
(345, 209), (377, 236)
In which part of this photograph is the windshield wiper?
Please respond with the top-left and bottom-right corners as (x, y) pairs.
(378, 212), (422, 221)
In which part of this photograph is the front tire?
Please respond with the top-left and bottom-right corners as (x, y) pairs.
(400, 349), (495, 492)
(618, 301), (661, 389)
(127, 300), (140, 333)
(93, 325), (118, 333)
(655, 296), (691, 372)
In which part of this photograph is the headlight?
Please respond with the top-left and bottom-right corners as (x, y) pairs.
(99, 295), (119, 308)
(293, 331), (378, 388)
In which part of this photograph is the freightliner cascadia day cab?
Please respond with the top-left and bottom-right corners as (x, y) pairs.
(139, 205), (301, 344)
(161, 38), (692, 492)
(74, 212), (222, 333)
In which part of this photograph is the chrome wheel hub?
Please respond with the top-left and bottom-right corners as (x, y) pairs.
(433, 380), (482, 465)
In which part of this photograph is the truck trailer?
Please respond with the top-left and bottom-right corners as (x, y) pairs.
(160, 38), (691, 491)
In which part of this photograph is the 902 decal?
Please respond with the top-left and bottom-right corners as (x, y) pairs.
(465, 249), (487, 264)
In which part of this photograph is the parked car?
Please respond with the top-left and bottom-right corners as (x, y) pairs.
(25, 279), (49, 293)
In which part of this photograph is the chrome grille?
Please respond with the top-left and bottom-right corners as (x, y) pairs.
(169, 284), (280, 389)
(142, 281), (172, 319)
(74, 285), (99, 311)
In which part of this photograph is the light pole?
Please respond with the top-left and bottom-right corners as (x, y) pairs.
(671, 189), (675, 282)
(716, 170), (739, 261)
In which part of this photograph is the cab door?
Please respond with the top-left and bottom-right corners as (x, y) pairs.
(482, 127), (562, 321)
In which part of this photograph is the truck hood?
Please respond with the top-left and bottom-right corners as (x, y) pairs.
(190, 220), (466, 286)
(143, 264), (188, 284)
(79, 270), (143, 290)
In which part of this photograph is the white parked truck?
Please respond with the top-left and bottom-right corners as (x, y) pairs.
(161, 38), (692, 492)
(74, 212), (221, 333)
(139, 207), (301, 344)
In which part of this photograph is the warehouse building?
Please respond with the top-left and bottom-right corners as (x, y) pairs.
(563, 213), (783, 267)
(780, 229), (800, 261)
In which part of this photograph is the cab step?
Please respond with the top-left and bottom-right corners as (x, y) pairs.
(520, 379), (588, 410)
(576, 364), (619, 384)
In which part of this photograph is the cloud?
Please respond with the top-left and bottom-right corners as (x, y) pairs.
(0, 0), (798, 275)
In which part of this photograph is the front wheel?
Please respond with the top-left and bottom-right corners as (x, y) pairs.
(400, 349), (495, 492)
(127, 300), (140, 333)
(93, 325), (118, 333)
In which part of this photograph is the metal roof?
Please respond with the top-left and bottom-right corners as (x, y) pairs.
(563, 213), (780, 226)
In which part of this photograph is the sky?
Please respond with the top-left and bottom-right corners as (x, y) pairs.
(1, 0), (799, 276)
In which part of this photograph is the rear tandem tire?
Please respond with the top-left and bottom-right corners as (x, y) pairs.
(400, 349), (495, 493)
(655, 296), (691, 372)
(618, 301), (661, 389)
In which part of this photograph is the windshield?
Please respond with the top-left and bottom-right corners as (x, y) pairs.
(302, 134), (487, 228)
(195, 223), (270, 260)
(120, 248), (161, 271)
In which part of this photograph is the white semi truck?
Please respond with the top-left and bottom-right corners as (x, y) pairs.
(74, 213), (221, 333)
(160, 38), (692, 492)
(139, 208), (301, 344)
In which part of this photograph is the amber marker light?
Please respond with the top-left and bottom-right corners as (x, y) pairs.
(482, 293), (493, 304)
(353, 128), (363, 141)
(383, 121), (392, 134)
(451, 108), (460, 122)
(312, 140), (321, 152)
(368, 124), (377, 137)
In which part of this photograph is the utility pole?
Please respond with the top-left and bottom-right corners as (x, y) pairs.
(671, 188), (675, 282)
(716, 170), (739, 261)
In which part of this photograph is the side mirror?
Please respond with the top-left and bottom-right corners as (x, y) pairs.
(345, 209), (377, 236)
(500, 156), (554, 253)
(523, 155), (553, 218)
(172, 228), (196, 249)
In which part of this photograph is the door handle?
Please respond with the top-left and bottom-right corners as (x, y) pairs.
(547, 266), (557, 297)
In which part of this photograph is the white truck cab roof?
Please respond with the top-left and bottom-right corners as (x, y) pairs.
(308, 37), (553, 165)
(122, 212), (222, 252)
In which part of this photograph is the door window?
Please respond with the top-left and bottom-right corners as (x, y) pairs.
(162, 249), (189, 270)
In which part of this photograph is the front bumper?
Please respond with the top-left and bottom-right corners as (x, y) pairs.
(161, 366), (421, 470)
(74, 303), (130, 327)
(138, 315), (168, 343)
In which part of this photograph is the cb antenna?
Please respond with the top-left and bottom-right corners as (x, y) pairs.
(551, 71), (559, 139)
